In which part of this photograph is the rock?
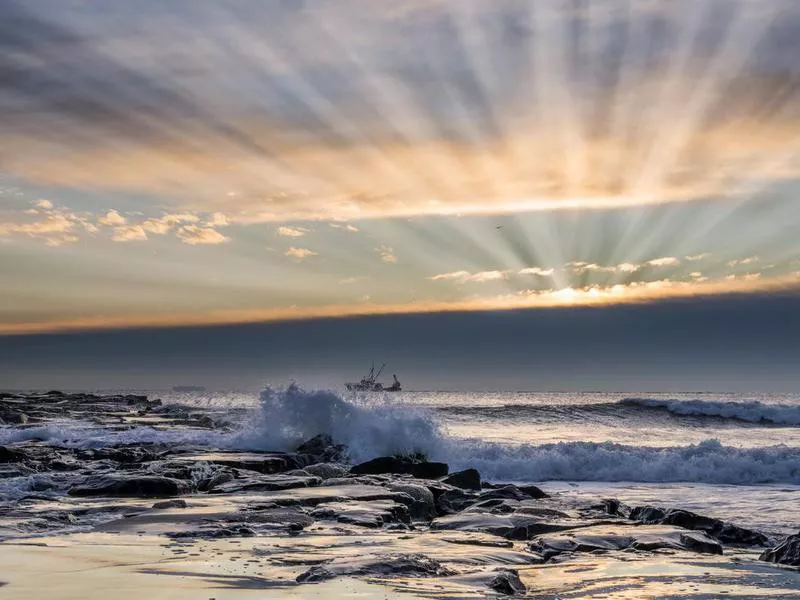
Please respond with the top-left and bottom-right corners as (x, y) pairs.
(296, 553), (454, 583)
(350, 456), (448, 478)
(209, 474), (321, 494)
(0, 446), (28, 463)
(433, 512), (581, 540)
(197, 415), (215, 429)
(490, 569), (527, 595)
(411, 462), (448, 478)
(152, 499), (188, 509)
(387, 483), (436, 520)
(436, 488), (477, 515)
(68, 475), (190, 498)
(0, 411), (28, 424)
(602, 498), (632, 518)
(629, 506), (667, 523)
(291, 463), (349, 480)
(679, 532), (723, 555)
(628, 507), (769, 546)
(441, 468), (481, 490)
(760, 534), (800, 566)
(530, 534), (635, 560)
(478, 485), (531, 502)
(295, 434), (346, 461)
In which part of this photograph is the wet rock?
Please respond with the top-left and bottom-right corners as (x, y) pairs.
(209, 474), (321, 494)
(627, 507), (769, 546)
(478, 485), (539, 502)
(197, 415), (215, 429)
(173, 452), (300, 474)
(760, 534), (800, 566)
(433, 512), (581, 540)
(490, 569), (527, 595)
(387, 483), (436, 520)
(68, 475), (190, 498)
(679, 532), (723, 555)
(629, 506), (667, 523)
(289, 463), (349, 480)
(530, 534), (635, 560)
(435, 488), (477, 515)
(350, 456), (448, 479)
(0, 446), (28, 463)
(152, 499), (188, 509)
(74, 446), (163, 464)
(311, 499), (409, 528)
(441, 468), (481, 490)
(240, 506), (314, 529)
(602, 498), (632, 518)
(296, 553), (454, 583)
(295, 434), (347, 461)
(0, 411), (28, 424)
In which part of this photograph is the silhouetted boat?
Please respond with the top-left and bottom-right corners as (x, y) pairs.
(345, 362), (402, 392)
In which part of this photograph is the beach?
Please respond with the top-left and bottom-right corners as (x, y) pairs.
(1, 387), (799, 598)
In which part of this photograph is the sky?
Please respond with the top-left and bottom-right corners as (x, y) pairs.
(1, 1), (800, 390)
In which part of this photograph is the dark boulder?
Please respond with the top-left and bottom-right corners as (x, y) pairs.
(296, 553), (453, 583)
(478, 484), (546, 502)
(435, 488), (476, 515)
(489, 569), (527, 595)
(679, 532), (723, 555)
(441, 468), (481, 490)
(68, 475), (190, 498)
(760, 534), (800, 566)
(152, 499), (188, 509)
(350, 456), (448, 479)
(629, 506), (666, 523)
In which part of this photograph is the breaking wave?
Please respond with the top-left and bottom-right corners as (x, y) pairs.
(229, 384), (443, 462)
(3, 386), (799, 484)
(619, 397), (800, 426)
(448, 439), (800, 484)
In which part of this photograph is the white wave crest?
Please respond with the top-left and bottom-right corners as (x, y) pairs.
(449, 439), (800, 484)
(620, 397), (800, 425)
(229, 384), (443, 462)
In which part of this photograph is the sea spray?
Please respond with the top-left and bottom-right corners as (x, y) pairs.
(229, 383), (444, 462)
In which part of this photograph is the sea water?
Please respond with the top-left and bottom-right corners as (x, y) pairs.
(3, 386), (798, 535)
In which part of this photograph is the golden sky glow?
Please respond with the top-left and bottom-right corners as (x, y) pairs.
(1, 0), (800, 333)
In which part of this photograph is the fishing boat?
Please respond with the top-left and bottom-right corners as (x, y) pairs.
(345, 362), (402, 392)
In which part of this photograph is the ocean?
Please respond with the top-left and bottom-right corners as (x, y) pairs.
(5, 386), (798, 536)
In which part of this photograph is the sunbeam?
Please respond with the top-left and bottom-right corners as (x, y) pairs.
(1, 0), (800, 332)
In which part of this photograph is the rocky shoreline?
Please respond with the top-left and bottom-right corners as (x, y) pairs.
(1, 391), (799, 597)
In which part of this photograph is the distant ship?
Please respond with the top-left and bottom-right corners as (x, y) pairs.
(171, 385), (207, 392)
(345, 362), (402, 392)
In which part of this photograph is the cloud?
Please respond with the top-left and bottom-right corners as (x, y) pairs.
(110, 225), (148, 242)
(429, 270), (508, 283)
(646, 257), (681, 267)
(277, 226), (309, 238)
(377, 245), (397, 264)
(518, 267), (554, 276)
(728, 256), (760, 267)
(686, 253), (712, 262)
(4, 272), (799, 336)
(97, 210), (127, 227)
(140, 213), (200, 235)
(285, 247), (318, 259)
(330, 223), (359, 232)
(3, 1), (800, 224)
(175, 225), (229, 245)
(0, 200), (91, 246)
